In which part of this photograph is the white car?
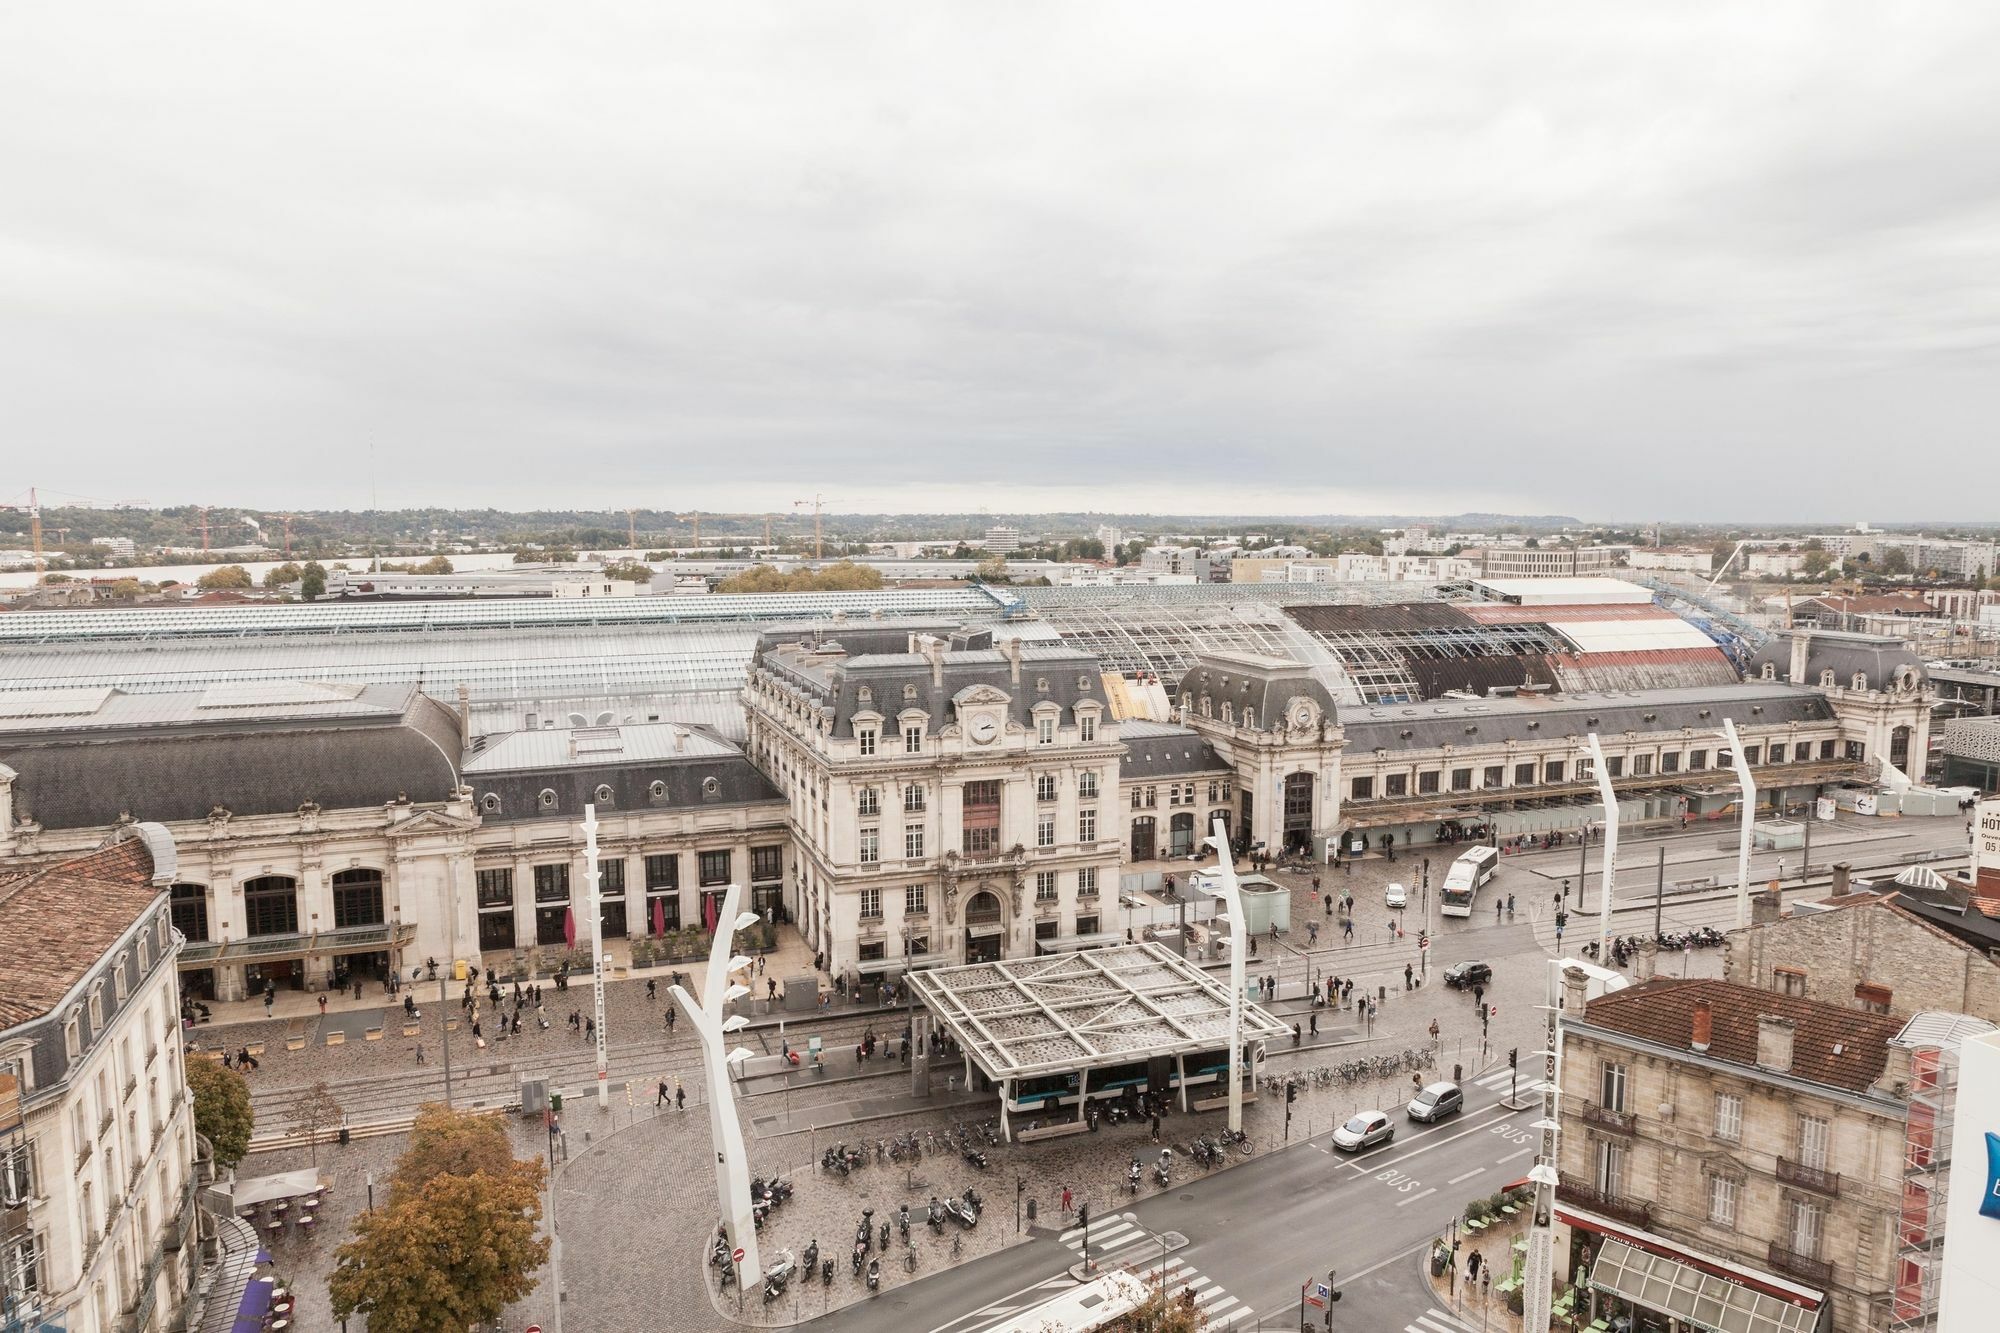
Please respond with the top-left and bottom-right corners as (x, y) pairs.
(1384, 882), (1408, 909)
(1332, 1109), (1395, 1152)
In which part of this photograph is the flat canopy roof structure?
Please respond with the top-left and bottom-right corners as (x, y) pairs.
(908, 942), (1291, 1082)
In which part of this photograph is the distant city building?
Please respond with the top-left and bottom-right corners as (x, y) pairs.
(1626, 547), (1714, 575)
(1137, 545), (1214, 581)
(1745, 550), (1809, 578)
(551, 576), (640, 599)
(1479, 544), (1630, 578)
(88, 536), (136, 558)
(1230, 554), (1474, 585)
(981, 526), (1023, 554)
(1093, 524), (1123, 552)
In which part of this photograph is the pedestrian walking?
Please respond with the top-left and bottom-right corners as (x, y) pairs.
(646, 978), (657, 1001)
(1343, 919), (1354, 942)
(666, 1007), (677, 1033)
(1150, 1113), (1161, 1143)
(585, 1016), (595, 1041)
(317, 994), (328, 1017)
(415, 1041), (425, 1064)
(674, 1079), (686, 1111)
(1309, 1011), (1318, 1037)
(767, 978), (778, 1001)
(1061, 1185), (1073, 1217)
(1497, 898), (1504, 919)
(263, 990), (275, 1018)
(1428, 1018), (1440, 1045)
(1325, 895), (1334, 917)
(1472, 983), (1485, 1009)
(656, 1078), (669, 1107)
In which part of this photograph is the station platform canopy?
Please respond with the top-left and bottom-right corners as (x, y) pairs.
(907, 942), (1291, 1082)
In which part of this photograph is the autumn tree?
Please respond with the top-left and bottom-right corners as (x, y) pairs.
(288, 1081), (345, 1168)
(196, 564), (253, 591)
(415, 554), (455, 574)
(1880, 547), (1912, 577)
(1798, 541), (1832, 580)
(1105, 1287), (1208, 1332)
(329, 1106), (549, 1333)
(186, 1054), (254, 1168)
(262, 562), (302, 588)
(600, 560), (654, 583)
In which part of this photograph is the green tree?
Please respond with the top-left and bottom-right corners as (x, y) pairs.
(196, 564), (253, 591)
(186, 1054), (254, 1168)
(262, 562), (302, 589)
(415, 554), (455, 575)
(300, 561), (327, 601)
(104, 579), (144, 600)
(288, 1080), (345, 1169)
(329, 1106), (549, 1333)
(1881, 547), (1912, 577)
(974, 555), (1010, 583)
(1105, 1287), (1209, 1331)
(600, 560), (654, 583)
(1799, 542), (1832, 580)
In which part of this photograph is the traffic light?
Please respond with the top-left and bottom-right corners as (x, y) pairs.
(1509, 1046), (1518, 1069)
(1556, 910), (1568, 931)
(1418, 929), (1428, 948)
(1077, 1203), (1089, 1227)
(1286, 1080), (1298, 1103)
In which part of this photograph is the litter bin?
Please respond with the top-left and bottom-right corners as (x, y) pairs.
(550, 1091), (564, 1113)
(337, 1122), (351, 1146)
(1377, 984), (1387, 1001)
(1025, 1199), (1037, 1222)
(1453, 1063), (1462, 1083)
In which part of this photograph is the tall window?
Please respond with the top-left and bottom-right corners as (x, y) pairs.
(698, 850), (731, 886)
(1605, 756), (1624, 777)
(1544, 760), (1565, 783)
(1037, 813), (1056, 848)
(1, 1134), (32, 1209)
(859, 829), (881, 864)
(331, 868), (385, 929)
(962, 780), (1001, 855)
(242, 875), (299, 937)
(169, 883), (209, 943)
(1707, 1174), (1738, 1226)
(476, 868), (514, 909)
(1078, 809), (1097, 842)
(1035, 871), (1057, 902)
(1768, 742), (1787, 764)
(1787, 1198), (1824, 1257)
(1351, 776), (1374, 800)
(1417, 771), (1440, 794)
(903, 784), (926, 813)
(1037, 717), (1055, 745)
(1079, 772), (1099, 799)
(1077, 867), (1099, 897)
(751, 846), (784, 882)
(1661, 752), (1680, 773)
(904, 725), (924, 754)
(859, 888), (882, 919)
(1797, 1114), (1831, 1171)
(1079, 714), (1097, 742)
(1451, 768), (1473, 792)
(1595, 1140), (1626, 1197)
(858, 787), (880, 817)
(1035, 773), (1057, 802)
(905, 828), (925, 859)
(1482, 766), (1504, 789)
(858, 729), (877, 757)
(1599, 1060), (1628, 1113)
(644, 854), (680, 891)
(533, 865), (570, 902)
(599, 859), (626, 895)
(1713, 1092), (1742, 1142)
(1385, 773), (1408, 797)
(905, 884), (927, 915)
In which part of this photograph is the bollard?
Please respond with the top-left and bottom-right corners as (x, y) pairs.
(1377, 984), (1386, 1002)
(1026, 1199), (1037, 1222)
(1453, 1063), (1462, 1082)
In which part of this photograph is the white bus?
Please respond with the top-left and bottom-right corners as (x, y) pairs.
(1439, 845), (1500, 918)
(986, 1270), (1151, 1332)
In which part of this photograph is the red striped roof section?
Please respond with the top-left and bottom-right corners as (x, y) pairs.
(1461, 603), (1680, 624)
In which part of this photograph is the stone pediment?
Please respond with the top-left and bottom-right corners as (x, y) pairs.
(952, 684), (1012, 709)
(387, 809), (478, 838)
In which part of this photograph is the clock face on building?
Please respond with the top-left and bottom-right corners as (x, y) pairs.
(970, 716), (999, 744)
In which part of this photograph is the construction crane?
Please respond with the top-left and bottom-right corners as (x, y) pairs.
(194, 506), (212, 555)
(764, 514), (773, 550)
(681, 511), (702, 552)
(268, 514), (298, 558)
(625, 508), (639, 551)
(794, 495), (823, 560)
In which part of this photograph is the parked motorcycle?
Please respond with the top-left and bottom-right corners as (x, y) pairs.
(927, 1197), (945, 1232)
(866, 1259), (881, 1292)
(762, 1249), (796, 1304)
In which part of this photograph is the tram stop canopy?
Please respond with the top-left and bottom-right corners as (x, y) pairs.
(907, 942), (1291, 1091)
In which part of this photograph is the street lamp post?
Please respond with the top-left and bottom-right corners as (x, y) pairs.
(583, 805), (609, 1109)
(1583, 734), (1619, 961)
(669, 882), (764, 1295)
(1722, 718), (1758, 930)
(1204, 816), (1248, 1136)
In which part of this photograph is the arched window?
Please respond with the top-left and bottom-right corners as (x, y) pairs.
(1820, 670), (1835, 688)
(1761, 663), (1776, 680)
(331, 868), (385, 929)
(480, 792), (502, 813)
(242, 875), (299, 938)
(169, 883), (209, 943)
(538, 788), (559, 810)
(1852, 672), (1868, 691)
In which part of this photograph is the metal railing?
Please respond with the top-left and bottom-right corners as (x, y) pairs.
(1582, 1104), (1637, 1135)
(1766, 1240), (1833, 1288)
(1556, 1173), (1651, 1230)
(1777, 1156), (1841, 1198)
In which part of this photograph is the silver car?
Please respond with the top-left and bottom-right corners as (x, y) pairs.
(1406, 1081), (1464, 1123)
(1332, 1109), (1395, 1152)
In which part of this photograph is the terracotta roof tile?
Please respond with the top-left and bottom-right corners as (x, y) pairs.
(1580, 978), (1902, 1093)
(0, 837), (163, 1029)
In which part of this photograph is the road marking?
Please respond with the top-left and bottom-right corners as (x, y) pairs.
(1496, 1147), (1533, 1165)
(1409, 1309), (1472, 1333)
(1396, 1186), (1439, 1208)
(1448, 1167), (1486, 1185)
(1331, 1104), (1509, 1174)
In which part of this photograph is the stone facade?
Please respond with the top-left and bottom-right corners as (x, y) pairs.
(1724, 897), (2000, 1023)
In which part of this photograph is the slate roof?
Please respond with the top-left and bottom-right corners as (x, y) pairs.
(1340, 682), (1834, 752)
(1118, 721), (1232, 779)
(467, 739), (783, 824)
(0, 834), (167, 1029)
(1176, 652), (1344, 731)
(1579, 978), (1902, 1093)
(1746, 631), (1929, 691)
(0, 684), (462, 828)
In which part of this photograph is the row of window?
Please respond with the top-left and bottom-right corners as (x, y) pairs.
(1348, 738), (1844, 800)
(854, 868), (1102, 921)
(1599, 1059), (1826, 1166)
(856, 711), (1100, 754)
(1129, 780), (1231, 809)
(474, 847), (784, 909)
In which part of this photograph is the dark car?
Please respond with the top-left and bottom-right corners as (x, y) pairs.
(1443, 961), (1492, 990)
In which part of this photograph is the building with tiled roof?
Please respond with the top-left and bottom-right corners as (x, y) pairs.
(1555, 970), (1912, 1333)
(1723, 892), (2000, 1024)
(0, 825), (198, 1332)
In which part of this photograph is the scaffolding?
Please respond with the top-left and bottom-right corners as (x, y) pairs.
(1, 1070), (62, 1333)
(1889, 1012), (1996, 1332)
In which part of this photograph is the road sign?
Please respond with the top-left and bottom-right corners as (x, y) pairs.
(1418, 938), (1430, 950)
(732, 1246), (745, 1264)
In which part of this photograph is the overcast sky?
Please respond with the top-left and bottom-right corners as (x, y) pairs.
(5, 4), (1997, 522)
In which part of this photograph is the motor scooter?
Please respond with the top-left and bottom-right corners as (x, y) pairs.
(866, 1258), (881, 1292)
(1127, 1159), (1142, 1194)
(927, 1197), (945, 1232)
(762, 1249), (796, 1304)
(1154, 1149), (1172, 1188)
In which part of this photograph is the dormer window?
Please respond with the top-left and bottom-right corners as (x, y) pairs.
(701, 776), (721, 800)
(1242, 708), (1255, 730)
(1036, 677), (1050, 694)
(904, 723), (924, 754)
(481, 792), (502, 813)
(1037, 717), (1055, 745)
(1852, 672), (1867, 691)
(1221, 703), (1234, 725)
(1761, 663), (1776, 680)
(857, 686), (873, 706)
(903, 684), (919, 703)
(1820, 670), (1835, 688)
(538, 788), (558, 810)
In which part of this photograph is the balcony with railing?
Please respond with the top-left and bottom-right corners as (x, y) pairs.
(1581, 1103), (1637, 1135)
(1766, 1240), (1833, 1288)
(1777, 1157), (1841, 1198)
(1557, 1173), (1652, 1230)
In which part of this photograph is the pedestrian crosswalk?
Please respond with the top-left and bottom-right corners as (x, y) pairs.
(1471, 1066), (1553, 1098)
(1055, 1213), (1254, 1327)
(1406, 1306), (1473, 1333)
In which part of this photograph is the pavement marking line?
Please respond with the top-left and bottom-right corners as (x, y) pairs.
(922, 1264), (1085, 1333)
(1331, 1104), (1511, 1175)
(1396, 1186), (1439, 1208)
(1496, 1147), (1533, 1165)
(1329, 1233), (1438, 1288)
(1411, 1311), (1472, 1333)
(1447, 1167), (1487, 1185)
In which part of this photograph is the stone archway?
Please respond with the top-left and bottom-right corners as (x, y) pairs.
(1283, 772), (1316, 854)
(965, 890), (1004, 962)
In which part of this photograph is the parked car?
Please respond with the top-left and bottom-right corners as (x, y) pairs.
(1332, 1110), (1395, 1152)
(1406, 1081), (1464, 1123)
(1384, 883), (1408, 909)
(1443, 960), (1492, 989)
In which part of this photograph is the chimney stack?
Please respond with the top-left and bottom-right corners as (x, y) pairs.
(1634, 936), (1658, 984)
(674, 728), (687, 754)
(456, 683), (472, 751)
(1560, 963), (1591, 1017)
(1691, 999), (1712, 1052)
(1007, 636), (1023, 687)
(1830, 862), (1852, 896)
(1756, 1015), (1796, 1073)
(1788, 630), (1813, 686)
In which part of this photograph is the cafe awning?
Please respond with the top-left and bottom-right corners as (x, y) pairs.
(1588, 1235), (1823, 1333)
(229, 1168), (320, 1209)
